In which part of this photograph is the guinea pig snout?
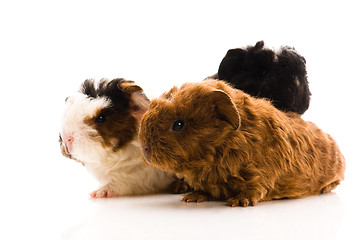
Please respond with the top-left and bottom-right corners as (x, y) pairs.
(141, 145), (151, 164)
(61, 133), (74, 154)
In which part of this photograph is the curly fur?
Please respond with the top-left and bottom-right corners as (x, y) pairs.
(59, 78), (177, 197)
(139, 79), (345, 207)
(215, 41), (311, 114)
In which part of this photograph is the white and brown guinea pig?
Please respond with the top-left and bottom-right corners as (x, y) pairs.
(59, 78), (179, 198)
(139, 79), (345, 207)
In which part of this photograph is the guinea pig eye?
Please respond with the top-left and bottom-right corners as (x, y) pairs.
(172, 119), (185, 131)
(94, 114), (106, 124)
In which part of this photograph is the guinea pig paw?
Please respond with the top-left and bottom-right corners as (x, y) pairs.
(169, 178), (192, 194)
(226, 197), (256, 207)
(89, 185), (116, 198)
(320, 180), (340, 194)
(182, 192), (210, 203)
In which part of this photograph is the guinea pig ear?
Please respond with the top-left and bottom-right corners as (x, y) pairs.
(129, 91), (150, 121)
(254, 40), (265, 49)
(210, 90), (240, 130)
(118, 81), (150, 121)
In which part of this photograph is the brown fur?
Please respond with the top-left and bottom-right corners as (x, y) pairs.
(82, 79), (148, 151)
(139, 79), (345, 207)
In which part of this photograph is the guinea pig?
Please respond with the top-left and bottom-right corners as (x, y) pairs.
(214, 41), (311, 114)
(59, 78), (182, 198)
(139, 78), (345, 207)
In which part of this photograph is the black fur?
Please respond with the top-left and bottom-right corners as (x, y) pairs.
(80, 78), (132, 109)
(81, 79), (98, 99)
(79, 78), (139, 151)
(216, 41), (311, 114)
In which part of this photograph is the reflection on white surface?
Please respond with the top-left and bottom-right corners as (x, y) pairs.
(62, 193), (345, 240)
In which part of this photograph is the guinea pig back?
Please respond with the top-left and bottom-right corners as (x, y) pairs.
(139, 79), (345, 206)
(216, 41), (311, 114)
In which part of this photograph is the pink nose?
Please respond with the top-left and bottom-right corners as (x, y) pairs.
(63, 134), (74, 154)
(142, 145), (149, 154)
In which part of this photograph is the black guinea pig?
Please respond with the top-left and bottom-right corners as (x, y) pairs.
(214, 41), (311, 114)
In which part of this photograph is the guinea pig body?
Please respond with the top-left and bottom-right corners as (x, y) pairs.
(215, 41), (311, 114)
(139, 79), (345, 206)
(59, 78), (176, 197)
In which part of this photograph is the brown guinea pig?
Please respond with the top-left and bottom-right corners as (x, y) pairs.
(139, 78), (345, 207)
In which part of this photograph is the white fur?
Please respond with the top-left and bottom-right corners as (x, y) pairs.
(85, 139), (175, 196)
(60, 91), (175, 197)
(61, 93), (111, 162)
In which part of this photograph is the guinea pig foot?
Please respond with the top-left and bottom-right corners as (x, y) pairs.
(90, 185), (116, 198)
(169, 178), (192, 194)
(226, 196), (256, 207)
(182, 192), (210, 203)
(320, 180), (341, 194)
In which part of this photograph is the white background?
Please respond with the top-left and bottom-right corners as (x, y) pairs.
(0, 0), (360, 239)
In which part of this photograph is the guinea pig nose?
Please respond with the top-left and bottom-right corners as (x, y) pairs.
(62, 133), (74, 154)
(142, 145), (151, 164)
(142, 145), (150, 154)
(67, 136), (74, 144)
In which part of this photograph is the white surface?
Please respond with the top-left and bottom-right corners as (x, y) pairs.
(0, 1), (360, 239)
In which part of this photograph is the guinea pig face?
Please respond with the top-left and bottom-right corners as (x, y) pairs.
(60, 79), (149, 163)
(60, 93), (112, 162)
(139, 84), (240, 174)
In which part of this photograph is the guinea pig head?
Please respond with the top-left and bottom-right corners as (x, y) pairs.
(139, 83), (240, 174)
(265, 46), (311, 114)
(60, 78), (149, 163)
